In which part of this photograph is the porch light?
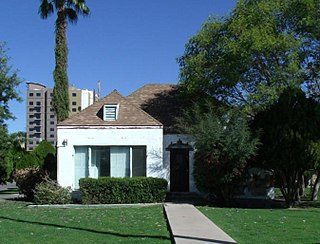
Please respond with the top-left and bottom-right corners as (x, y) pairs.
(62, 139), (68, 146)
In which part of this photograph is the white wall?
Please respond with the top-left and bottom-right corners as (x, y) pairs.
(57, 127), (163, 189)
(163, 134), (198, 192)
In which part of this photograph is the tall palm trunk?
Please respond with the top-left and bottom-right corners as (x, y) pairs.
(53, 4), (69, 122)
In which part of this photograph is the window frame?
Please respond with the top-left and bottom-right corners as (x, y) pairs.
(74, 145), (146, 180)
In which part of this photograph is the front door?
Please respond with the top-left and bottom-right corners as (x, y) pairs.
(170, 149), (189, 192)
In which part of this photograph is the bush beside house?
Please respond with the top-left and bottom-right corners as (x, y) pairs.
(80, 177), (168, 204)
(13, 168), (45, 201)
(13, 141), (57, 201)
(34, 177), (72, 204)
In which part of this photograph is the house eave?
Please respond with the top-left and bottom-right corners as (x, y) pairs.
(57, 125), (163, 130)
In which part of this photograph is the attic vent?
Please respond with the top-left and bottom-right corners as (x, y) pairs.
(103, 104), (118, 121)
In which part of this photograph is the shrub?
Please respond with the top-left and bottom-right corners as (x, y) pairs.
(13, 168), (45, 201)
(15, 152), (41, 170)
(32, 141), (57, 179)
(34, 177), (72, 204)
(80, 177), (168, 204)
(15, 141), (57, 179)
(32, 140), (55, 162)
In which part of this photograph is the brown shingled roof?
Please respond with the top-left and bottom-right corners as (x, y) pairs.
(58, 90), (162, 127)
(127, 84), (192, 133)
(127, 84), (176, 107)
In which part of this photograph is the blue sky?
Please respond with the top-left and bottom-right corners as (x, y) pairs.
(1, 0), (237, 133)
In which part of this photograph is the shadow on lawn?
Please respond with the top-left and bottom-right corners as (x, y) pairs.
(0, 216), (170, 241)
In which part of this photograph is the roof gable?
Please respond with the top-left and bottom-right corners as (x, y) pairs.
(59, 90), (162, 127)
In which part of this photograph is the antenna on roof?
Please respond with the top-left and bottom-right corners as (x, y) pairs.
(98, 80), (101, 100)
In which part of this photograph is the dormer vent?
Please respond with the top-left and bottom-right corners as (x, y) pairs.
(103, 104), (119, 121)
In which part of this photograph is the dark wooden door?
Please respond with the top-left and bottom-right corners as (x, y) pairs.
(170, 149), (189, 192)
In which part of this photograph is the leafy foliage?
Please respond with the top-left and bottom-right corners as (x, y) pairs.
(252, 88), (320, 207)
(13, 168), (45, 201)
(80, 177), (168, 204)
(34, 176), (72, 204)
(178, 0), (320, 112)
(15, 152), (41, 170)
(39, 0), (90, 122)
(0, 129), (26, 183)
(15, 141), (56, 173)
(0, 42), (22, 183)
(0, 42), (22, 124)
(178, 103), (259, 205)
(32, 140), (57, 178)
(32, 140), (55, 162)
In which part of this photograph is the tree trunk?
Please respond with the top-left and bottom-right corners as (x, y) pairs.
(311, 172), (320, 201)
(299, 174), (305, 197)
(53, 3), (70, 122)
(282, 173), (299, 208)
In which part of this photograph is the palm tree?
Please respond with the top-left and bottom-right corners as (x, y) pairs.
(39, 0), (90, 122)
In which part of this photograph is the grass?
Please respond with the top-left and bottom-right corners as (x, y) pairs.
(199, 206), (320, 244)
(0, 202), (170, 244)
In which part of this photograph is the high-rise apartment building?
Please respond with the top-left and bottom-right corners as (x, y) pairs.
(26, 82), (96, 150)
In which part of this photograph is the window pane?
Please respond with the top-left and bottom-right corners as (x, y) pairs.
(132, 146), (146, 176)
(74, 147), (89, 189)
(110, 147), (130, 177)
(91, 147), (110, 177)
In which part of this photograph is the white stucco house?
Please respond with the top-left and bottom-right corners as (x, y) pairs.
(57, 84), (197, 192)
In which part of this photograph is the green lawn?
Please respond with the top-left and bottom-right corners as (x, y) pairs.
(0, 202), (170, 244)
(199, 206), (320, 244)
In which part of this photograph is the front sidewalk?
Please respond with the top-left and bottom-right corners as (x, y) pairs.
(164, 203), (237, 244)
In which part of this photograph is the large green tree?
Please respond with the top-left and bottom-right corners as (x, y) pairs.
(0, 42), (21, 124)
(178, 0), (320, 112)
(252, 88), (320, 207)
(0, 42), (22, 183)
(39, 0), (90, 122)
(0, 130), (26, 183)
(178, 103), (259, 206)
(283, 0), (320, 99)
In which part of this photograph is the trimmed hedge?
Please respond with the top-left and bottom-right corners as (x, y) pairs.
(79, 177), (168, 204)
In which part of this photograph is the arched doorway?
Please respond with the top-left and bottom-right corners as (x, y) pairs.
(166, 139), (193, 192)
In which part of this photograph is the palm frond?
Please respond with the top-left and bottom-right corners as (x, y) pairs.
(66, 8), (78, 24)
(67, 0), (90, 15)
(39, 0), (54, 19)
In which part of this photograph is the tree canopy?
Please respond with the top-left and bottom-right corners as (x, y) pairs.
(0, 42), (21, 125)
(179, 0), (320, 112)
(0, 42), (22, 183)
(252, 88), (320, 207)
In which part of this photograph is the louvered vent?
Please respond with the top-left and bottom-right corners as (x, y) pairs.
(103, 104), (118, 121)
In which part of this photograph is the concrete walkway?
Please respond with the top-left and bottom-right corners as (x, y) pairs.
(0, 182), (21, 202)
(164, 203), (237, 244)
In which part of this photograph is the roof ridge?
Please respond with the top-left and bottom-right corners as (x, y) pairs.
(120, 94), (163, 126)
(127, 83), (177, 97)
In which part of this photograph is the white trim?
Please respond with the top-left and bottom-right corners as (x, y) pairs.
(129, 147), (133, 177)
(57, 125), (163, 129)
